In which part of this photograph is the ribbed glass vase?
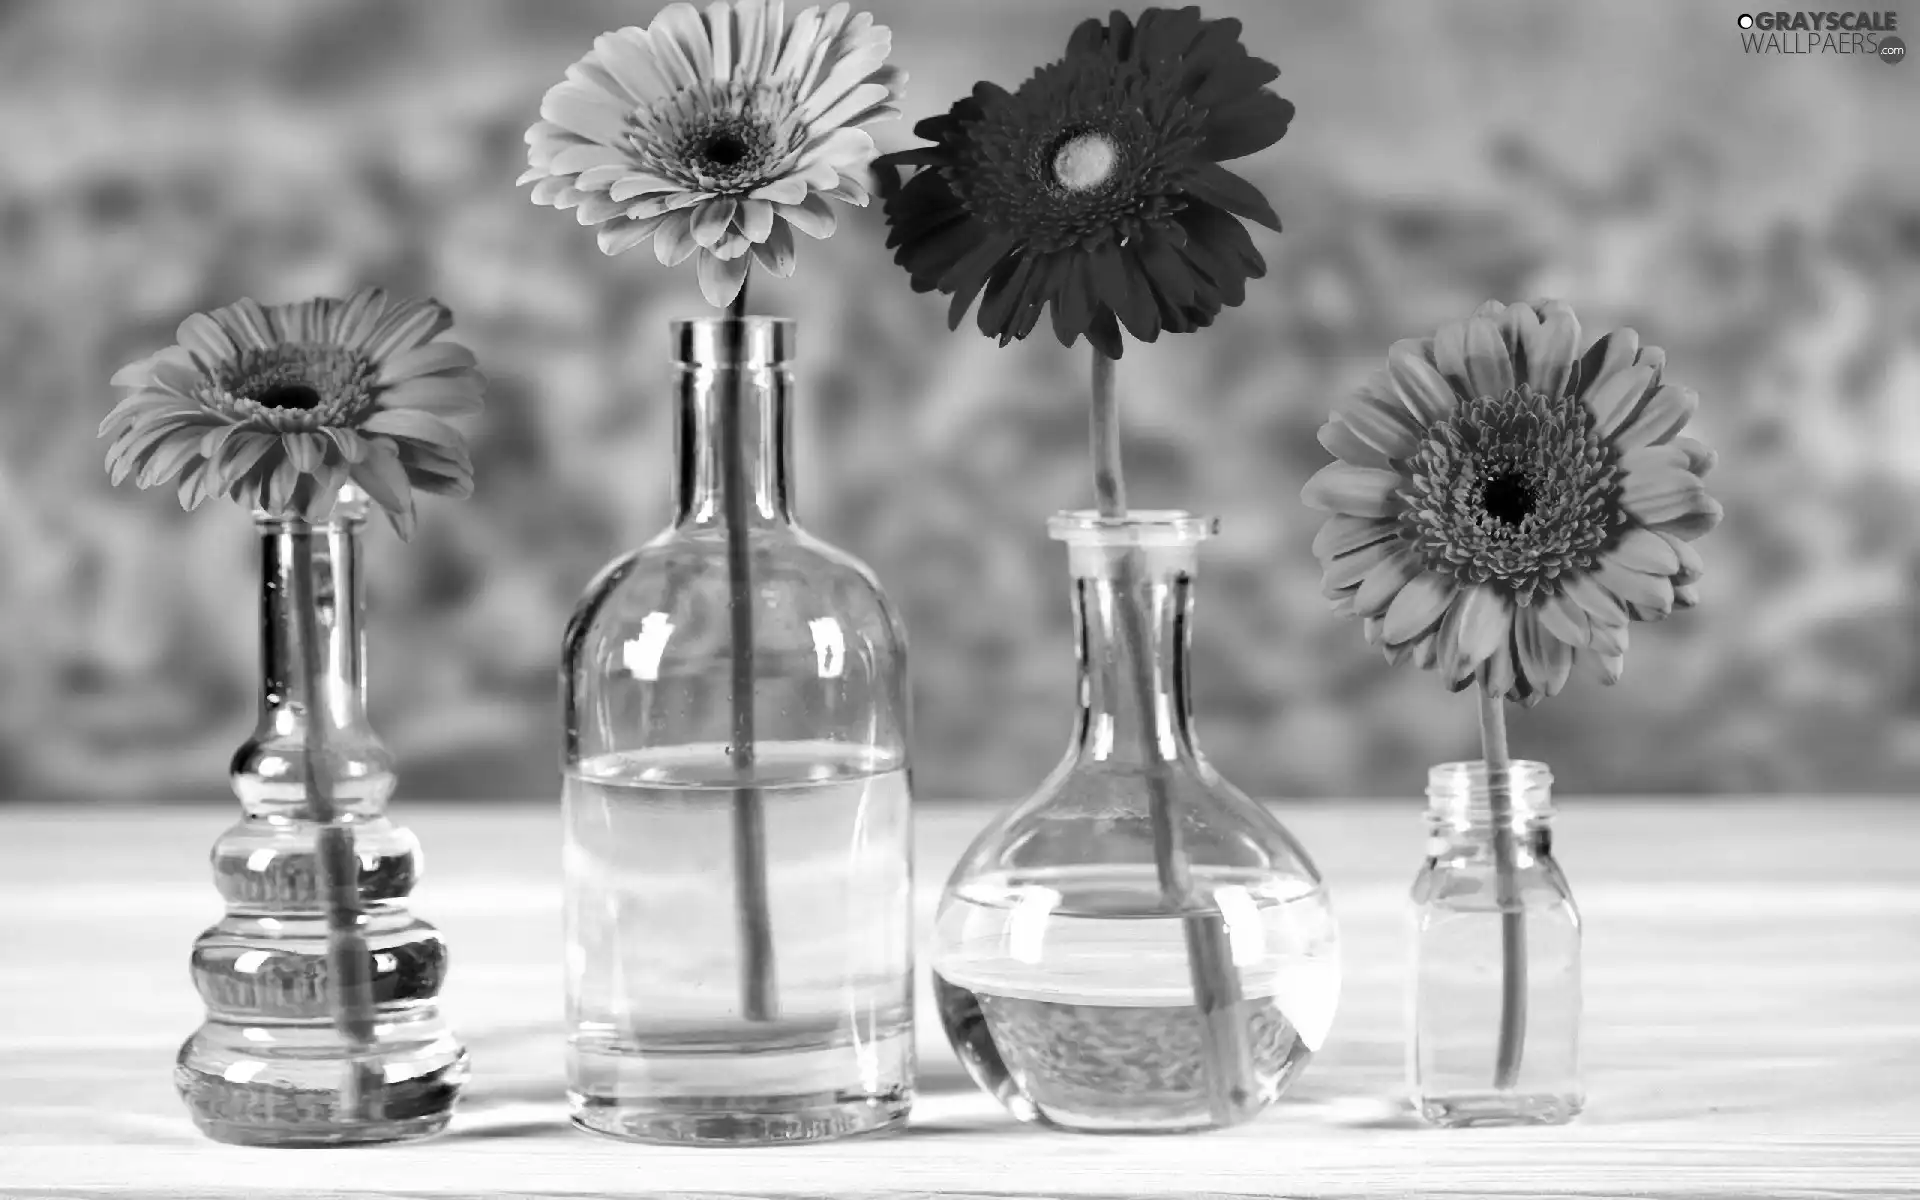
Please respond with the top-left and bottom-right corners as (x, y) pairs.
(174, 486), (469, 1146)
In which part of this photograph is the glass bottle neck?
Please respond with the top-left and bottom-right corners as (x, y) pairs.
(1425, 760), (1555, 857)
(1068, 543), (1202, 766)
(671, 319), (795, 529)
(255, 498), (369, 740)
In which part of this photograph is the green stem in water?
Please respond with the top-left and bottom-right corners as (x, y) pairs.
(1478, 687), (1528, 1091)
(286, 526), (382, 1121)
(1089, 346), (1254, 1125)
(722, 272), (778, 1023)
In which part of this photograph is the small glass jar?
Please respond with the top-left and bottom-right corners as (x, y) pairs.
(1409, 760), (1582, 1127)
(932, 511), (1340, 1133)
(561, 318), (914, 1146)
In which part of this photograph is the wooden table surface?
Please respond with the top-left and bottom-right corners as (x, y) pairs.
(2, 797), (1916, 1199)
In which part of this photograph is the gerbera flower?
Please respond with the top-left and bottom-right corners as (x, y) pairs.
(100, 288), (483, 539)
(519, 0), (903, 307)
(877, 6), (1293, 358)
(1302, 299), (1721, 704)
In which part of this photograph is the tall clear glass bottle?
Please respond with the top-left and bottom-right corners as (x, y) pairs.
(932, 511), (1340, 1133)
(1410, 760), (1583, 1126)
(561, 317), (915, 1146)
(175, 486), (469, 1146)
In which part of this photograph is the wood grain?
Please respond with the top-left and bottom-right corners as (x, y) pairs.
(1, 798), (1916, 1198)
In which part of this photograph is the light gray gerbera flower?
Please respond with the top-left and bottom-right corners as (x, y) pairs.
(1303, 299), (1721, 704)
(519, 0), (903, 306)
(100, 288), (483, 538)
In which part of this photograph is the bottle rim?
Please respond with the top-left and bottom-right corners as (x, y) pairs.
(251, 483), (370, 530)
(1426, 759), (1555, 818)
(1048, 509), (1219, 547)
(671, 316), (794, 366)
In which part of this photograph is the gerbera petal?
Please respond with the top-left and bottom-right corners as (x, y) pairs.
(359, 408), (466, 453)
(1450, 585), (1513, 670)
(376, 343), (479, 386)
(323, 427), (369, 463)
(348, 439), (416, 540)
(654, 208), (701, 267)
(1535, 590), (1591, 649)
(1316, 416), (1390, 470)
(1604, 527), (1681, 577)
(751, 220), (798, 276)
(1588, 619), (1630, 658)
(1383, 341), (1457, 425)
(364, 298), (454, 363)
(696, 250), (751, 306)
(775, 194), (837, 239)
(1523, 300), (1581, 398)
(1613, 384), (1698, 452)
(382, 375), (485, 418)
(692, 198), (737, 248)
(1382, 571), (1457, 644)
(176, 313), (238, 368)
(599, 212), (671, 256)
(1563, 571), (1628, 629)
(1183, 161), (1280, 232)
(1301, 463), (1404, 518)
(1587, 363), (1659, 439)
(1620, 458), (1714, 527)
(645, 3), (713, 91)
(210, 298), (277, 352)
(1322, 535), (1401, 592)
(736, 198), (775, 243)
(1332, 388), (1420, 460)
(1312, 515), (1401, 562)
(804, 87), (892, 146)
(1662, 532), (1706, 586)
(1351, 547), (1424, 617)
(751, 175), (811, 205)
(1594, 558), (1673, 620)
(609, 172), (683, 202)
(1431, 320), (1471, 398)
(1576, 327), (1641, 402)
(539, 79), (631, 147)
(1670, 435), (1717, 478)
(1461, 316), (1513, 400)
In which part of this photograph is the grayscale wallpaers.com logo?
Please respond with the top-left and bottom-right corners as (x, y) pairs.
(1737, 10), (1905, 60)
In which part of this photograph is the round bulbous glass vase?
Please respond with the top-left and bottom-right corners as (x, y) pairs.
(560, 318), (915, 1147)
(931, 511), (1340, 1133)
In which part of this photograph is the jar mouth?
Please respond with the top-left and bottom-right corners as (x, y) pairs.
(1426, 759), (1555, 817)
(671, 316), (794, 367)
(1048, 509), (1219, 547)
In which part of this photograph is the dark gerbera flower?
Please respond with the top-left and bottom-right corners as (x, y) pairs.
(878, 6), (1292, 358)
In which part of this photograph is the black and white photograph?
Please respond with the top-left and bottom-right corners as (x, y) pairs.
(1, 1), (1915, 1196)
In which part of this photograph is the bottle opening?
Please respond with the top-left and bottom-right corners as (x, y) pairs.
(671, 316), (794, 367)
(1426, 759), (1555, 823)
(1047, 509), (1219, 547)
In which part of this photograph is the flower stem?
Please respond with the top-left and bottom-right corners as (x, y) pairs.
(286, 527), (382, 1122)
(1477, 688), (1528, 1091)
(722, 271), (778, 1023)
(1089, 347), (1254, 1125)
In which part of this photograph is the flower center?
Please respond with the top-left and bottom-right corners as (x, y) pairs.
(207, 344), (379, 430)
(1051, 131), (1119, 192)
(1479, 471), (1537, 526)
(255, 382), (322, 411)
(1397, 386), (1624, 605)
(701, 132), (750, 168)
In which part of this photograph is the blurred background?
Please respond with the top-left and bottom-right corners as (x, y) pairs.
(2, 0), (1917, 804)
